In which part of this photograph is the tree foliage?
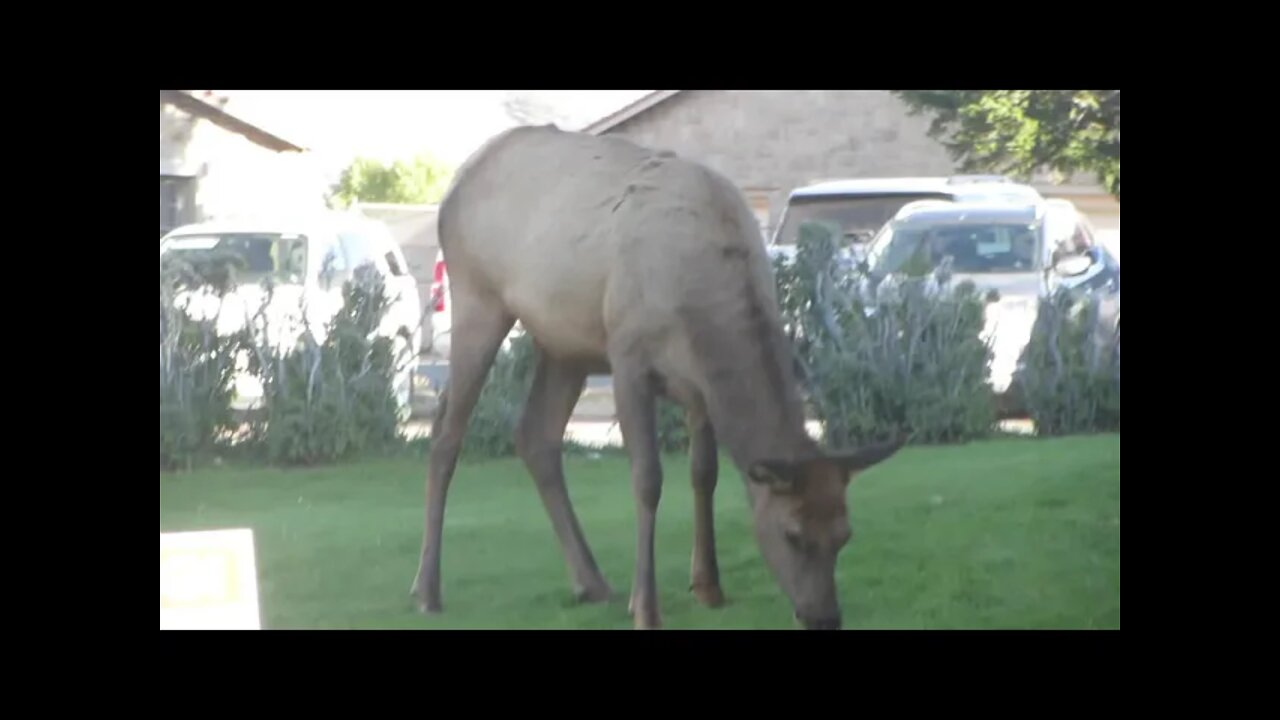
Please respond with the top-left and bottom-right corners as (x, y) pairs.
(328, 154), (454, 208)
(894, 90), (1120, 200)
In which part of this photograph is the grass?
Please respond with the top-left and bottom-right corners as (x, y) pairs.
(159, 435), (1120, 629)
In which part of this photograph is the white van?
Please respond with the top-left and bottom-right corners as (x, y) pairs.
(159, 211), (423, 416)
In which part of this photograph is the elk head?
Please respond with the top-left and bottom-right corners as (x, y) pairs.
(747, 436), (906, 630)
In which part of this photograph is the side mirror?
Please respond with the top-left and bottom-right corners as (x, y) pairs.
(1053, 253), (1093, 277)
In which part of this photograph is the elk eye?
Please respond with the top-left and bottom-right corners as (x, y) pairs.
(786, 527), (819, 553)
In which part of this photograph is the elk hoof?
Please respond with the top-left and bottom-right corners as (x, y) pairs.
(573, 581), (614, 605)
(410, 583), (443, 614)
(633, 612), (662, 630)
(691, 583), (727, 608)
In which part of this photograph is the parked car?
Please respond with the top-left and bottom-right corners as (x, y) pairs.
(425, 248), (527, 364)
(858, 198), (1120, 404)
(768, 175), (1045, 265)
(425, 248), (452, 358)
(159, 211), (423, 417)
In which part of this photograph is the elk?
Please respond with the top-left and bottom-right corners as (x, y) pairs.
(410, 125), (904, 629)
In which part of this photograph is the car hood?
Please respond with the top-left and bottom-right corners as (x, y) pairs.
(954, 274), (1041, 395)
(900, 272), (1042, 394)
(948, 272), (1042, 300)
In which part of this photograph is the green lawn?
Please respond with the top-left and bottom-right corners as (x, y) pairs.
(159, 435), (1120, 629)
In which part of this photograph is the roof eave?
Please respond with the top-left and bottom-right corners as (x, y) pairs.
(582, 90), (683, 135)
(160, 90), (306, 153)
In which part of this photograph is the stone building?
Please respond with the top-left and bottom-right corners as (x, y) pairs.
(583, 90), (1120, 240)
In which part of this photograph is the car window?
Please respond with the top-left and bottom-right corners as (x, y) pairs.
(314, 232), (348, 278)
(161, 233), (308, 285)
(337, 230), (376, 269)
(773, 194), (952, 246)
(871, 222), (1040, 276)
(338, 226), (393, 275)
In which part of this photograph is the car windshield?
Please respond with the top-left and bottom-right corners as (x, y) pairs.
(161, 233), (308, 285)
(772, 194), (951, 246)
(867, 221), (1041, 276)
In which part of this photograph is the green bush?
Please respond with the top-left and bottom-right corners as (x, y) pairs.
(160, 255), (246, 471)
(773, 221), (997, 446)
(245, 267), (409, 465)
(457, 329), (687, 459)
(460, 330), (538, 460)
(1014, 290), (1120, 435)
(655, 399), (690, 453)
(161, 217), (1118, 471)
(161, 249), (416, 469)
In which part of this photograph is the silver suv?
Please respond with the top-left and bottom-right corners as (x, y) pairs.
(859, 198), (1120, 400)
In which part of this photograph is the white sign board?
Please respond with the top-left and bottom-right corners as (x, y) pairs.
(160, 528), (261, 630)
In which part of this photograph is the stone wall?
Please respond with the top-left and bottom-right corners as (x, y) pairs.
(601, 90), (957, 235)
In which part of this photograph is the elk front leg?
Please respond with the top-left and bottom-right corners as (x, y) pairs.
(410, 298), (514, 614)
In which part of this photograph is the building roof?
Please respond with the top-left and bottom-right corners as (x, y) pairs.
(160, 90), (306, 153)
(581, 90), (684, 135)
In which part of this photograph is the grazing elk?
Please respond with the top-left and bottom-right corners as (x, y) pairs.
(410, 125), (904, 629)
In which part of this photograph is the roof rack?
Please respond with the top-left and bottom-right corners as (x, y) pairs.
(896, 199), (956, 217)
(946, 174), (1013, 185)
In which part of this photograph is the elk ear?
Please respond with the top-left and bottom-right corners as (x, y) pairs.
(748, 459), (801, 494)
(828, 435), (909, 480)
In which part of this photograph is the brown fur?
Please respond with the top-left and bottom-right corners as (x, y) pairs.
(409, 125), (903, 629)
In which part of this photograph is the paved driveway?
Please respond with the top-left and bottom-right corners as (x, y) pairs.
(416, 360), (613, 393)
(404, 417), (626, 447)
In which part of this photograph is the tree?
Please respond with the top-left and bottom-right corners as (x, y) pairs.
(894, 91), (1120, 201)
(328, 154), (454, 208)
